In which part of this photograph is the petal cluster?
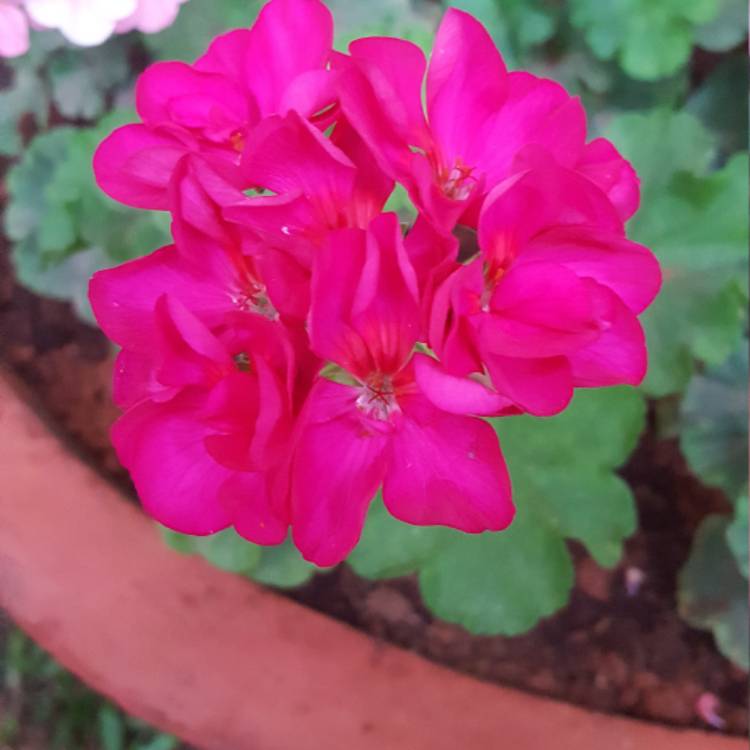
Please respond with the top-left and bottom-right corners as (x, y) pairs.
(90, 0), (660, 566)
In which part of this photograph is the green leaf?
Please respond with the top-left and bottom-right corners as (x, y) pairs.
(687, 54), (749, 157)
(349, 387), (645, 635)
(727, 495), (749, 578)
(680, 346), (749, 498)
(97, 706), (125, 750)
(694, 0), (748, 51)
(47, 41), (130, 121)
(5, 115), (171, 322)
(249, 539), (318, 588)
(678, 515), (749, 670)
(134, 735), (178, 750)
(347, 495), (447, 579)
(494, 387), (644, 567)
(0, 66), (48, 156)
(144, 0), (262, 61)
(605, 110), (749, 396)
(604, 110), (715, 197)
(570, 0), (720, 80)
(419, 510), (574, 635)
(161, 528), (263, 574)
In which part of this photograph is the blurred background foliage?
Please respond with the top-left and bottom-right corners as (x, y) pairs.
(0, 0), (747, 743)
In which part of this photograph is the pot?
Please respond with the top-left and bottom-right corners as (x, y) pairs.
(0, 370), (743, 750)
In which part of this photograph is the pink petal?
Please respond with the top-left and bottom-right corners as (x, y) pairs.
(279, 68), (339, 123)
(413, 353), (515, 416)
(426, 8), (508, 167)
(154, 295), (231, 388)
(112, 348), (176, 410)
(521, 226), (661, 315)
(477, 72), (586, 187)
(308, 227), (372, 374)
(291, 379), (389, 566)
(136, 61), (249, 138)
(349, 36), (428, 143)
(480, 261), (599, 358)
(242, 0), (333, 118)
(578, 138), (640, 222)
(350, 213), (421, 373)
(113, 395), (233, 535)
(220, 470), (289, 545)
(384, 394), (514, 531)
(240, 112), (356, 215)
(93, 124), (189, 209)
(89, 245), (239, 351)
(195, 28), (253, 86)
(482, 353), (574, 417)
(569, 281), (648, 387)
(330, 117), (394, 224)
(404, 216), (459, 331)
(0, 4), (29, 58)
(478, 166), (624, 268)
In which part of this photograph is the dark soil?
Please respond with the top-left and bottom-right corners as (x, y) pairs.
(0, 220), (747, 738)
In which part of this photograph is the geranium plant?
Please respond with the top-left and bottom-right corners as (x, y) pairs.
(88, 0), (660, 568)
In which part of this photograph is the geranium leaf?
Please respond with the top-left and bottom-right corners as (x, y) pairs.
(678, 514), (749, 670)
(569, 0), (720, 80)
(248, 539), (318, 588)
(606, 110), (749, 396)
(680, 346), (749, 498)
(349, 387), (645, 634)
(161, 528), (263, 574)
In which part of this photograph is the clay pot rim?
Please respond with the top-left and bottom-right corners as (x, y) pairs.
(0, 368), (742, 750)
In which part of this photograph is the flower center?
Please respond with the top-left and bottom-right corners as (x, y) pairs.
(231, 284), (278, 320)
(356, 375), (400, 422)
(441, 160), (478, 201)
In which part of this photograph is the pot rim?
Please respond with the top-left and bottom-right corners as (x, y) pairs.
(0, 368), (743, 750)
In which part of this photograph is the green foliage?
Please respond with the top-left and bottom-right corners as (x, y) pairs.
(349, 387), (645, 635)
(680, 346), (748, 498)
(678, 514), (749, 670)
(162, 528), (317, 588)
(331, 0), (440, 54)
(444, 0), (559, 68)
(605, 110), (749, 397)
(0, 30), (134, 155)
(0, 629), (179, 749)
(694, 0), (748, 51)
(569, 0), (721, 80)
(727, 494), (749, 577)
(4, 113), (170, 321)
(144, 0), (262, 61)
(687, 54), (749, 157)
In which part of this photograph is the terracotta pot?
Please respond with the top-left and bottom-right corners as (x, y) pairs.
(0, 369), (743, 750)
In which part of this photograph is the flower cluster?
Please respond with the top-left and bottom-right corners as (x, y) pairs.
(0, 0), (187, 57)
(90, 0), (660, 566)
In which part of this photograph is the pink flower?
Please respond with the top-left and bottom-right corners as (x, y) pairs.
(222, 111), (392, 271)
(88, 2), (661, 566)
(290, 213), (513, 566)
(109, 296), (297, 542)
(419, 166), (661, 417)
(338, 8), (639, 233)
(93, 0), (336, 209)
(0, 1), (29, 57)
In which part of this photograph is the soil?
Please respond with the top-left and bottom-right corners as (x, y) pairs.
(0, 214), (747, 738)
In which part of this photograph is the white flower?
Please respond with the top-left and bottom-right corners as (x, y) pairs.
(22, 0), (188, 47)
(115, 0), (188, 34)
